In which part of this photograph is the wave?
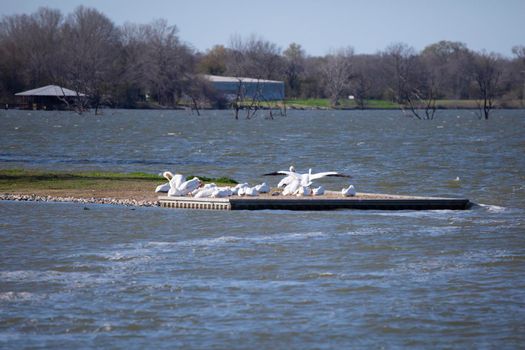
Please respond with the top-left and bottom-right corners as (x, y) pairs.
(0, 291), (36, 302)
(475, 203), (507, 213)
(146, 231), (327, 249)
(373, 210), (458, 218)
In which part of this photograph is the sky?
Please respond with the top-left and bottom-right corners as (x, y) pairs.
(1, 0), (524, 57)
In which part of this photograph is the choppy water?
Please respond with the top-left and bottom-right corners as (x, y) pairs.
(1, 109), (525, 348)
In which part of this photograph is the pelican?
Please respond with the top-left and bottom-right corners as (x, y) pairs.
(211, 187), (233, 198)
(155, 182), (170, 193)
(296, 185), (312, 196)
(193, 183), (217, 198)
(255, 182), (270, 193)
(341, 184), (356, 197)
(282, 178), (301, 196)
(169, 177), (201, 196)
(235, 183), (249, 196)
(265, 167), (351, 187)
(178, 177), (202, 195)
(156, 171), (183, 193)
(312, 186), (325, 196)
(244, 186), (259, 197)
(162, 171), (186, 190)
(276, 166), (296, 188)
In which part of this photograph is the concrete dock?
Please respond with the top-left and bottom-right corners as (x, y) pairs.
(158, 192), (471, 211)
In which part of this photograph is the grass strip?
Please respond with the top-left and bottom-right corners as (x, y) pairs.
(0, 168), (237, 193)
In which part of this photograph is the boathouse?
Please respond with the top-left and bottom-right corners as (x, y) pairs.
(14, 85), (86, 110)
(204, 75), (285, 101)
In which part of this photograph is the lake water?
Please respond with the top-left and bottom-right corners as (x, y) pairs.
(1, 109), (524, 348)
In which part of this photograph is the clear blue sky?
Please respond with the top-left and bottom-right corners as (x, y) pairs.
(2, 0), (524, 56)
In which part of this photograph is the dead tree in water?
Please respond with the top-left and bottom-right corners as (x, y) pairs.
(470, 51), (502, 119)
(232, 79), (243, 119)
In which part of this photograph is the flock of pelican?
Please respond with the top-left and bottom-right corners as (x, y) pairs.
(155, 166), (356, 198)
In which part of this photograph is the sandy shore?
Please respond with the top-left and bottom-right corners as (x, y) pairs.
(1, 189), (160, 207)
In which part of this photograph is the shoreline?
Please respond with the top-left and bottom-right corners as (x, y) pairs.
(0, 193), (160, 207)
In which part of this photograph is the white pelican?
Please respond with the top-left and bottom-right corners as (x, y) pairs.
(276, 165), (296, 188)
(193, 183), (217, 198)
(169, 177), (201, 196)
(341, 184), (356, 197)
(265, 168), (350, 187)
(296, 185), (312, 196)
(312, 186), (325, 196)
(211, 187), (233, 198)
(155, 182), (170, 193)
(244, 187), (259, 197)
(232, 183), (249, 196)
(255, 182), (270, 193)
(162, 171), (185, 188)
(282, 178), (301, 196)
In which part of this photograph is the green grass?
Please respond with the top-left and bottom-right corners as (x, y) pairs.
(285, 98), (401, 109)
(284, 98), (524, 110)
(0, 169), (237, 192)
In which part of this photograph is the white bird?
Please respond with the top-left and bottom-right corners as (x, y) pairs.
(193, 183), (217, 198)
(312, 186), (325, 196)
(295, 185), (312, 196)
(155, 182), (170, 193)
(255, 182), (270, 193)
(232, 183), (249, 196)
(266, 167), (350, 188)
(341, 184), (356, 197)
(162, 171), (185, 188)
(277, 165), (296, 188)
(244, 187), (259, 197)
(156, 171), (182, 193)
(180, 177), (201, 194)
(211, 187), (233, 198)
(282, 178), (301, 196)
(170, 177), (201, 196)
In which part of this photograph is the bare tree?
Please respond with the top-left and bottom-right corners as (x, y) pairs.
(0, 8), (64, 102)
(350, 55), (376, 109)
(118, 19), (195, 108)
(382, 43), (440, 119)
(226, 34), (284, 80)
(321, 47), (354, 107)
(469, 51), (503, 119)
(512, 45), (525, 106)
(61, 6), (120, 113)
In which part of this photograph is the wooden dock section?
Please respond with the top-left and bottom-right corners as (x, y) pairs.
(158, 192), (471, 211)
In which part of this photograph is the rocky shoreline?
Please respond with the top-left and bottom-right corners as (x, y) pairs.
(0, 193), (160, 207)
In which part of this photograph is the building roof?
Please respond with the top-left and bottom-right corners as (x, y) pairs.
(15, 85), (86, 97)
(204, 75), (283, 84)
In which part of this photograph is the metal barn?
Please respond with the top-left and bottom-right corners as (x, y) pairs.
(204, 75), (284, 101)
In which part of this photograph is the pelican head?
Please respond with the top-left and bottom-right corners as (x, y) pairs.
(163, 171), (174, 181)
(289, 165), (295, 172)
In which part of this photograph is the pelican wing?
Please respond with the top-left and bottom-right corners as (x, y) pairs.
(310, 172), (351, 180)
(264, 171), (290, 176)
(264, 171), (300, 178)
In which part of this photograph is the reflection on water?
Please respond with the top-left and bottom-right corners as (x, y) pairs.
(1, 109), (525, 348)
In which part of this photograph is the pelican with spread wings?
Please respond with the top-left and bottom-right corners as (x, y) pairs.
(264, 167), (351, 188)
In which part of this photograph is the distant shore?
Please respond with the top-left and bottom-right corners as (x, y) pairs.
(3, 99), (524, 112)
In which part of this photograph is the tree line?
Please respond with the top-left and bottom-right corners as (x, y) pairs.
(1, 6), (524, 118)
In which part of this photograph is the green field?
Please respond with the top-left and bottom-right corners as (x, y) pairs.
(284, 98), (523, 110)
(285, 99), (401, 109)
(0, 169), (237, 192)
